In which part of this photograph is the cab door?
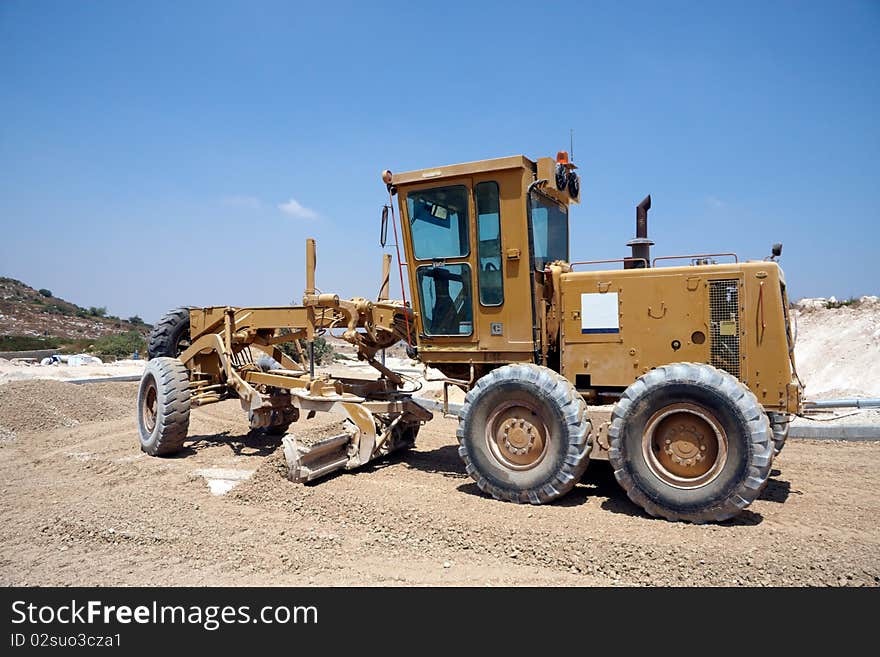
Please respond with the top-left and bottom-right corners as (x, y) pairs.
(402, 179), (478, 344)
(469, 169), (535, 353)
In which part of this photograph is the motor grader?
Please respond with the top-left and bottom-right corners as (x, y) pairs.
(139, 151), (802, 523)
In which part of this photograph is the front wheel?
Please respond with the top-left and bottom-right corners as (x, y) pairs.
(137, 357), (191, 456)
(608, 362), (772, 523)
(457, 363), (592, 504)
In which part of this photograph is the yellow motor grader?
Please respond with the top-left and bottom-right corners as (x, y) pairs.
(139, 151), (802, 523)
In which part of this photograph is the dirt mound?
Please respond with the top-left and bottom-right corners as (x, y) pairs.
(793, 296), (880, 399)
(231, 448), (299, 509)
(0, 379), (132, 435)
(232, 413), (350, 509)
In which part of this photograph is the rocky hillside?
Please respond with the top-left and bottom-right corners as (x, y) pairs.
(0, 277), (148, 340)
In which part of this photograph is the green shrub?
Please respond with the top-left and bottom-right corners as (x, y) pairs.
(46, 304), (72, 316)
(57, 338), (95, 354)
(825, 297), (859, 309)
(278, 335), (336, 365)
(90, 331), (146, 359)
(128, 315), (144, 325)
(38, 288), (52, 298)
(312, 337), (336, 364)
(88, 306), (107, 318)
(0, 335), (62, 351)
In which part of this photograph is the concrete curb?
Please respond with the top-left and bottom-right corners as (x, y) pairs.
(0, 349), (60, 361)
(413, 398), (880, 441)
(789, 425), (880, 441)
(68, 375), (143, 385)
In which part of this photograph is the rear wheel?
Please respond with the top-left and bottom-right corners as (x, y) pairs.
(457, 364), (592, 504)
(608, 362), (772, 523)
(137, 357), (191, 456)
(767, 412), (790, 456)
(147, 307), (191, 359)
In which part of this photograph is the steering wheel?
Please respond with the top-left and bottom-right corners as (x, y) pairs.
(423, 267), (464, 283)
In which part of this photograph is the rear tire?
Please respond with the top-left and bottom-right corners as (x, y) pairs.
(147, 308), (191, 359)
(457, 363), (592, 504)
(137, 357), (191, 456)
(608, 362), (772, 523)
(767, 412), (790, 456)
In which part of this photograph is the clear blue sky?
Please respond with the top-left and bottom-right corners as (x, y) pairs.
(2, 0), (878, 323)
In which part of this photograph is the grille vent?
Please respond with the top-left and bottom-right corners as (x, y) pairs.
(709, 279), (741, 379)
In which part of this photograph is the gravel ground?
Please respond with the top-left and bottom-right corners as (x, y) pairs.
(0, 380), (878, 587)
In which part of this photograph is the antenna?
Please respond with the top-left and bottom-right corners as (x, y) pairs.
(570, 128), (574, 161)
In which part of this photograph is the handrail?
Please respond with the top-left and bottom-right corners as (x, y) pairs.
(652, 252), (738, 267)
(570, 257), (648, 269)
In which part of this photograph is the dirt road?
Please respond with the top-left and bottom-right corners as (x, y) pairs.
(0, 380), (878, 586)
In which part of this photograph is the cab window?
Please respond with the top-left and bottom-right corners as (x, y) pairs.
(529, 191), (568, 269)
(407, 185), (470, 260)
(475, 181), (503, 306)
(416, 264), (473, 336)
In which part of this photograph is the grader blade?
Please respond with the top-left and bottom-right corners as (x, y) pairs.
(283, 433), (352, 483)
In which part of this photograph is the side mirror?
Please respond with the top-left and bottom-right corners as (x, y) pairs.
(769, 243), (783, 261)
(567, 172), (580, 199)
(380, 206), (389, 247)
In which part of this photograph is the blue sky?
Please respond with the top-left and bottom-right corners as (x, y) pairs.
(1, 0), (878, 322)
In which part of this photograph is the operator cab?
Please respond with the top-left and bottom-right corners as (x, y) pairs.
(383, 154), (580, 380)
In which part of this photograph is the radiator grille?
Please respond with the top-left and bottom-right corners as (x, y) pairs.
(709, 279), (741, 379)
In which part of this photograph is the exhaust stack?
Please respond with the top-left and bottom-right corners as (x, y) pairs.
(625, 195), (653, 269)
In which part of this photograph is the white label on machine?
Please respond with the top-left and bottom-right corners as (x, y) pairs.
(581, 292), (619, 334)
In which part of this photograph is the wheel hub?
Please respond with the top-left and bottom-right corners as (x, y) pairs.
(486, 400), (550, 471)
(501, 418), (538, 455)
(661, 423), (708, 467)
(142, 376), (158, 434)
(642, 403), (728, 489)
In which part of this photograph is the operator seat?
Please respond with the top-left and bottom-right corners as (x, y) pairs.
(430, 273), (458, 334)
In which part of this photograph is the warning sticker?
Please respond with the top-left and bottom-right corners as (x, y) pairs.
(719, 320), (737, 336)
(581, 292), (620, 334)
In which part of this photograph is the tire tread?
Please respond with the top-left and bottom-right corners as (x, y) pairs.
(147, 308), (191, 360)
(607, 362), (773, 523)
(138, 357), (191, 456)
(457, 363), (593, 505)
